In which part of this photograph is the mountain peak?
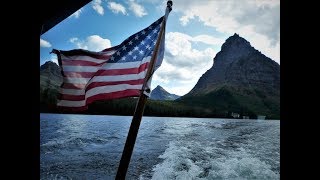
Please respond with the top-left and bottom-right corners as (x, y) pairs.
(40, 61), (59, 69)
(186, 33), (280, 96)
(221, 33), (251, 51)
(155, 85), (165, 91)
(150, 85), (180, 100)
(179, 34), (280, 118)
(230, 33), (240, 39)
(40, 61), (62, 78)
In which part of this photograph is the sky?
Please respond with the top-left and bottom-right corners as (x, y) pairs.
(40, 0), (280, 96)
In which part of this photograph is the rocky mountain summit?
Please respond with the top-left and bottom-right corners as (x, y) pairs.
(150, 85), (180, 100)
(179, 33), (280, 119)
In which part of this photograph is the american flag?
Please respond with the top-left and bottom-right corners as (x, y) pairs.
(53, 16), (165, 111)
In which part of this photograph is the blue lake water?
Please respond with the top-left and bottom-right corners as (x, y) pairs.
(40, 113), (280, 179)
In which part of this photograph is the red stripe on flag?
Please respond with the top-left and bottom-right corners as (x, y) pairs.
(58, 94), (85, 101)
(61, 60), (106, 66)
(63, 72), (96, 78)
(61, 62), (149, 78)
(85, 79), (145, 91)
(79, 54), (112, 61)
(94, 62), (149, 76)
(86, 89), (140, 104)
(59, 50), (114, 60)
(61, 77), (145, 90)
(62, 83), (86, 89)
(57, 90), (140, 111)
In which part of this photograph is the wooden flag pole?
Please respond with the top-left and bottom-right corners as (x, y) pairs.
(115, 1), (172, 179)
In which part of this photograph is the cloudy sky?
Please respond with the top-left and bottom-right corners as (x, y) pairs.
(40, 0), (280, 96)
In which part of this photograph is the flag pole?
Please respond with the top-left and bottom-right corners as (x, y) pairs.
(115, 1), (172, 179)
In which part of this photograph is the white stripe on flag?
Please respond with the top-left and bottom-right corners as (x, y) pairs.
(63, 77), (91, 84)
(100, 56), (151, 70)
(60, 88), (85, 95)
(101, 50), (116, 55)
(86, 84), (142, 98)
(61, 54), (111, 63)
(63, 66), (99, 72)
(89, 70), (148, 82)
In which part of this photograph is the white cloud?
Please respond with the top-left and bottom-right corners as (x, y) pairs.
(69, 37), (78, 43)
(191, 35), (224, 46)
(92, 0), (104, 15)
(128, 0), (147, 17)
(40, 39), (52, 48)
(107, 1), (127, 15)
(172, 0), (280, 64)
(70, 8), (82, 18)
(179, 12), (195, 26)
(69, 35), (112, 51)
(152, 32), (217, 96)
(138, 0), (159, 3)
(162, 32), (224, 48)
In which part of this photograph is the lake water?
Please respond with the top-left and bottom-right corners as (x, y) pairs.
(40, 113), (280, 179)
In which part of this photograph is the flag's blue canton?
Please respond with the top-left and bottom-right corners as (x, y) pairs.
(108, 17), (163, 63)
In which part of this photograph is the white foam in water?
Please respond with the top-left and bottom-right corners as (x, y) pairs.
(150, 141), (207, 180)
(208, 156), (278, 179)
(211, 122), (225, 129)
(41, 139), (65, 147)
(150, 141), (279, 180)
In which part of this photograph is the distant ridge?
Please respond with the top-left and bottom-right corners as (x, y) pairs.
(150, 85), (180, 100)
